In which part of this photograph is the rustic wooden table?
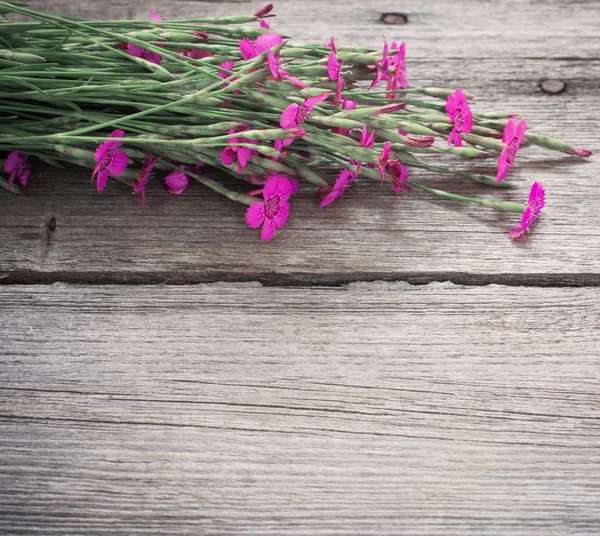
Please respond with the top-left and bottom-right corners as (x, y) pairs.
(1, 1), (599, 534)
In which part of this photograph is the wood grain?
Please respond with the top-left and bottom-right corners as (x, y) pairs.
(1, 0), (598, 285)
(1, 282), (600, 535)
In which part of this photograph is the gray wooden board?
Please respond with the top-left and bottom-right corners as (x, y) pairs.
(0, 0), (599, 285)
(1, 282), (600, 535)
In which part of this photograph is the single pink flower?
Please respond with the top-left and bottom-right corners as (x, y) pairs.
(319, 169), (357, 207)
(131, 151), (160, 205)
(369, 37), (392, 90)
(496, 115), (527, 182)
(260, 19), (271, 29)
(91, 129), (128, 192)
(280, 93), (330, 129)
(4, 152), (30, 189)
(255, 32), (282, 53)
(164, 168), (190, 195)
(126, 43), (163, 65)
(267, 50), (308, 88)
(325, 36), (337, 53)
(221, 126), (258, 174)
(150, 11), (164, 22)
(388, 160), (411, 193)
(509, 182), (546, 239)
(386, 41), (407, 98)
(377, 142), (392, 184)
(245, 174), (292, 241)
(351, 127), (376, 173)
(327, 50), (345, 105)
(445, 88), (473, 147)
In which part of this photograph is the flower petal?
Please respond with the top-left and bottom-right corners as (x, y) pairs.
(107, 149), (129, 176)
(280, 103), (300, 129)
(261, 217), (277, 241)
(273, 200), (290, 228)
(245, 202), (266, 228)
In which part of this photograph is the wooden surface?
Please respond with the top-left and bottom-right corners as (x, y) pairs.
(1, 0), (600, 534)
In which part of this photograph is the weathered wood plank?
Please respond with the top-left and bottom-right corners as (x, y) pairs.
(1, 282), (599, 534)
(1, 0), (599, 285)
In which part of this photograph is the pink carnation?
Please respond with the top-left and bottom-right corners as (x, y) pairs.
(319, 169), (357, 207)
(496, 115), (527, 183)
(280, 93), (330, 129)
(126, 43), (163, 65)
(245, 174), (292, 241)
(509, 182), (546, 239)
(91, 129), (128, 192)
(4, 151), (30, 189)
(445, 88), (473, 147)
(131, 151), (160, 205)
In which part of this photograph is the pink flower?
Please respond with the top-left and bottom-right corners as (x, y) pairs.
(327, 49), (345, 105)
(239, 32), (282, 60)
(150, 11), (164, 22)
(131, 151), (160, 205)
(445, 88), (473, 147)
(91, 129), (128, 192)
(509, 182), (546, 239)
(389, 160), (411, 193)
(351, 127), (376, 173)
(280, 93), (330, 129)
(164, 168), (190, 195)
(245, 174), (292, 241)
(369, 37), (392, 90)
(267, 50), (308, 88)
(325, 36), (337, 52)
(496, 115), (527, 182)
(221, 126), (257, 174)
(319, 169), (357, 207)
(4, 152), (30, 189)
(377, 142), (392, 184)
(260, 19), (271, 30)
(386, 41), (407, 98)
(218, 60), (240, 93)
(126, 43), (163, 65)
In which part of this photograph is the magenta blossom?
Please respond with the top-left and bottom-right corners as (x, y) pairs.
(369, 38), (392, 90)
(267, 51), (308, 87)
(164, 169), (190, 195)
(280, 93), (330, 129)
(445, 88), (473, 147)
(91, 129), (128, 192)
(218, 60), (239, 93)
(327, 49), (345, 105)
(221, 126), (258, 174)
(509, 182), (546, 239)
(150, 11), (164, 22)
(186, 49), (213, 60)
(126, 43), (163, 65)
(496, 115), (527, 183)
(4, 151), (30, 189)
(131, 151), (160, 205)
(239, 32), (282, 60)
(351, 127), (376, 173)
(377, 142), (392, 184)
(386, 41), (407, 98)
(245, 174), (292, 241)
(319, 169), (357, 207)
(389, 160), (411, 193)
(260, 19), (271, 30)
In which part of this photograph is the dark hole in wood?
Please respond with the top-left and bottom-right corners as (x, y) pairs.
(48, 215), (57, 232)
(380, 12), (408, 25)
(539, 79), (566, 94)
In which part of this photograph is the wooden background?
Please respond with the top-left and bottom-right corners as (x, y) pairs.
(1, 1), (599, 534)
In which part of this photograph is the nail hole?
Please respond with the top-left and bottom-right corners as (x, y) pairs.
(380, 12), (408, 25)
(48, 215), (57, 231)
(539, 79), (566, 94)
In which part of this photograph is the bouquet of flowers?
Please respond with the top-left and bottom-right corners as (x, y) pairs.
(0, 2), (592, 240)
